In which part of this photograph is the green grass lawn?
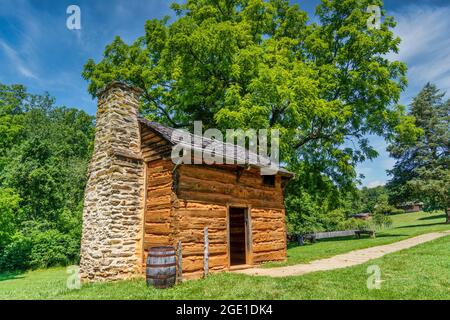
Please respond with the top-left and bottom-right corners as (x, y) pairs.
(1, 234), (449, 299)
(263, 210), (450, 267)
(1, 211), (449, 300)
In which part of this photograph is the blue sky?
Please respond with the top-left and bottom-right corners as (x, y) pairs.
(1, 0), (449, 187)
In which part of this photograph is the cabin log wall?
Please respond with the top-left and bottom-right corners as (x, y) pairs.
(142, 126), (287, 280)
(140, 126), (175, 269)
(174, 165), (287, 279)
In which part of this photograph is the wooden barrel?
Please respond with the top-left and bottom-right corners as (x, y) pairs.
(146, 246), (176, 289)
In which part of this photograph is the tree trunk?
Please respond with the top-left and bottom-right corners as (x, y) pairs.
(446, 208), (450, 224)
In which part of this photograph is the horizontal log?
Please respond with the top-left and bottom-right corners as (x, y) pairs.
(181, 244), (227, 257)
(146, 208), (171, 217)
(141, 132), (165, 144)
(145, 213), (171, 223)
(177, 217), (227, 229)
(146, 203), (172, 211)
(146, 166), (165, 174)
(144, 235), (171, 248)
(175, 208), (227, 218)
(178, 176), (282, 203)
(182, 257), (204, 273)
(146, 195), (171, 208)
(178, 190), (284, 209)
(142, 145), (172, 159)
(148, 175), (173, 187)
(145, 222), (171, 235)
(144, 154), (165, 162)
(142, 136), (166, 147)
(251, 209), (284, 219)
(147, 159), (173, 170)
(179, 166), (237, 184)
(174, 230), (227, 244)
(253, 250), (286, 263)
(252, 241), (286, 253)
(184, 202), (227, 211)
(147, 186), (172, 199)
(179, 165), (282, 191)
(208, 255), (228, 269)
(252, 231), (286, 243)
(251, 220), (285, 231)
(140, 129), (157, 138)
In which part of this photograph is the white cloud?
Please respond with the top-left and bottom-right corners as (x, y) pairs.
(366, 180), (385, 188)
(0, 0), (45, 83)
(389, 5), (450, 97)
(0, 40), (39, 80)
(356, 4), (450, 187)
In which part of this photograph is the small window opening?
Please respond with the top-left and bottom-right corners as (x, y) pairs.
(262, 175), (276, 187)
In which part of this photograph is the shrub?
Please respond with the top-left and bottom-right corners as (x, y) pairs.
(372, 212), (393, 229)
(29, 229), (72, 268)
(390, 208), (405, 215)
(341, 218), (371, 231)
(286, 203), (371, 237)
(286, 191), (324, 234)
(370, 202), (395, 229)
(321, 209), (369, 231)
(0, 222), (80, 272)
(373, 202), (405, 216)
(0, 232), (32, 271)
(0, 188), (21, 248)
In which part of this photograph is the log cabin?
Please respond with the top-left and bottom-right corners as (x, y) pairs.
(397, 202), (424, 213)
(79, 82), (293, 281)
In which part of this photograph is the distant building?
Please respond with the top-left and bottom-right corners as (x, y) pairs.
(350, 213), (371, 220)
(397, 202), (424, 213)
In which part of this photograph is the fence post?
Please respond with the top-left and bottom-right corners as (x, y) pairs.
(177, 240), (183, 283)
(204, 227), (209, 277)
(297, 234), (304, 246)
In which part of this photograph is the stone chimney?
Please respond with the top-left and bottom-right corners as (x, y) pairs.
(80, 82), (145, 281)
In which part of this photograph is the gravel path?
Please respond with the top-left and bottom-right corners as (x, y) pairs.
(235, 231), (450, 277)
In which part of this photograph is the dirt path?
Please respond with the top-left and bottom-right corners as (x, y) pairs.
(235, 231), (450, 277)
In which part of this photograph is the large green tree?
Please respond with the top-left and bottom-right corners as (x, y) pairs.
(387, 83), (450, 223)
(0, 83), (95, 270)
(83, 0), (417, 231)
(353, 185), (389, 214)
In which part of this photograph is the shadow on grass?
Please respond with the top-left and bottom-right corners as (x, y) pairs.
(0, 271), (25, 282)
(395, 222), (445, 229)
(418, 214), (446, 221)
(287, 233), (404, 248)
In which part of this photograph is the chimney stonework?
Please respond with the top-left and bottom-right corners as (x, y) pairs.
(80, 82), (145, 281)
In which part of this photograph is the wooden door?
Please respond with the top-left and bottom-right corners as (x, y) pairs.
(229, 207), (247, 266)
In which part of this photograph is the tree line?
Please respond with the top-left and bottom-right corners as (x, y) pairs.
(0, 84), (94, 271)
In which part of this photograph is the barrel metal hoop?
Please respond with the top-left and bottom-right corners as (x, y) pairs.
(149, 246), (175, 252)
(147, 253), (176, 258)
(147, 263), (177, 268)
(147, 275), (176, 280)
